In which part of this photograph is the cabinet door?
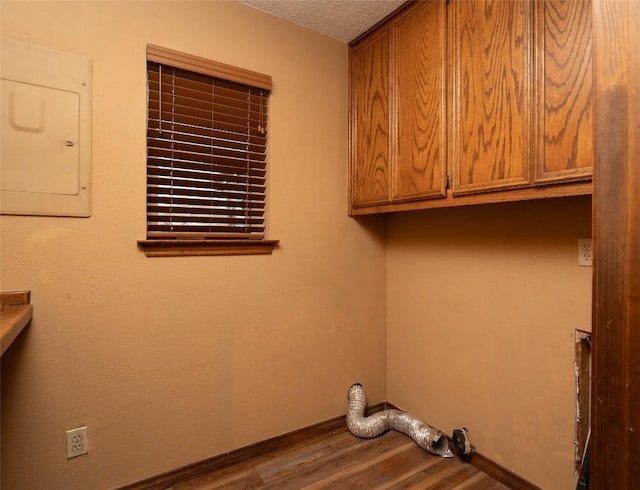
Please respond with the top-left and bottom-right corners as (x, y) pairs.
(536, 0), (593, 183)
(452, 0), (533, 194)
(350, 28), (391, 207)
(392, 0), (447, 202)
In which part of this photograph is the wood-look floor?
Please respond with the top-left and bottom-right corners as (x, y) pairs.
(170, 426), (510, 490)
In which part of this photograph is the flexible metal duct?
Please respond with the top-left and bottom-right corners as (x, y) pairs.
(346, 383), (453, 457)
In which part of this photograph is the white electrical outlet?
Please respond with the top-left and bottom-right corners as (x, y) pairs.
(578, 239), (593, 267)
(66, 426), (88, 459)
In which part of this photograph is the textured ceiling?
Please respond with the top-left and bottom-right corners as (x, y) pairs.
(238, 0), (406, 43)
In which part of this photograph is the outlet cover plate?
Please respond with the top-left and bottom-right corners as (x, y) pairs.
(578, 238), (593, 267)
(66, 426), (88, 459)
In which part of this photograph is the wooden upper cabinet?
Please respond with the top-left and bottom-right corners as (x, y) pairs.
(350, 27), (391, 207)
(348, 0), (594, 215)
(392, 0), (447, 202)
(451, 0), (533, 195)
(350, 0), (446, 210)
(536, 0), (593, 183)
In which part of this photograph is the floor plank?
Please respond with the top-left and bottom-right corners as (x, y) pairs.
(302, 443), (422, 489)
(169, 427), (510, 490)
(173, 465), (262, 490)
(454, 471), (511, 490)
(261, 433), (413, 489)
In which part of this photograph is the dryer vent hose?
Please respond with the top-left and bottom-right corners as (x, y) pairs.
(346, 383), (453, 458)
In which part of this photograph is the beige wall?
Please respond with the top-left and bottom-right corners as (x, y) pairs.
(386, 196), (592, 489)
(0, 2), (387, 488)
(1, 2), (594, 489)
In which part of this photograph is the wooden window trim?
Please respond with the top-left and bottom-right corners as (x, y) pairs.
(140, 45), (278, 257)
(147, 45), (272, 91)
(137, 239), (279, 257)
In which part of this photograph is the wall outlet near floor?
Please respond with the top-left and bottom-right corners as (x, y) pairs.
(578, 239), (593, 267)
(66, 426), (88, 459)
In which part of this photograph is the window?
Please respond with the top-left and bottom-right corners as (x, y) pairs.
(138, 45), (279, 257)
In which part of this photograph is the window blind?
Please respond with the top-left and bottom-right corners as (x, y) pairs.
(146, 46), (271, 240)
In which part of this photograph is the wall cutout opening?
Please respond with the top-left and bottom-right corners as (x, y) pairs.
(574, 329), (591, 473)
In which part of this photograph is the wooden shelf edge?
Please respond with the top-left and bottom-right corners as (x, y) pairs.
(1, 291), (33, 357)
(0, 290), (30, 307)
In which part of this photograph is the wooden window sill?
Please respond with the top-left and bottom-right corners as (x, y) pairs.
(137, 239), (279, 257)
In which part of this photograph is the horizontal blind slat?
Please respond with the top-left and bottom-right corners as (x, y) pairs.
(147, 227), (265, 234)
(148, 189), (265, 203)
(147, 156), (266, 175)
(148, 206), (263, 217)
(149, 82), (268, 109)
(148, 215), (264, 225)
(147, 140), (267, 163)
(148, 112), (267, 140)
(148, 135), (266, 157)
(147, 121), (267, 148)
(148, 182), (265, 196)
(148, 162), (266, 179)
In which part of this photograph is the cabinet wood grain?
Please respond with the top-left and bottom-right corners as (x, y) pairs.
(393, 0), (447, 202)
(350, 28), (391, 207)
(452, 0), (533, 194)
(537, 0), (593, 183)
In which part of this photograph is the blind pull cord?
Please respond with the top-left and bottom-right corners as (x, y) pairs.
(158, 64), (162, 134)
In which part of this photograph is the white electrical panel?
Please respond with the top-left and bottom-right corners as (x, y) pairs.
(1, 38), (92, 217)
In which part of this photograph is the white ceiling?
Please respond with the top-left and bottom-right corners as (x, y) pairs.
(238, 0), (406, 43)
